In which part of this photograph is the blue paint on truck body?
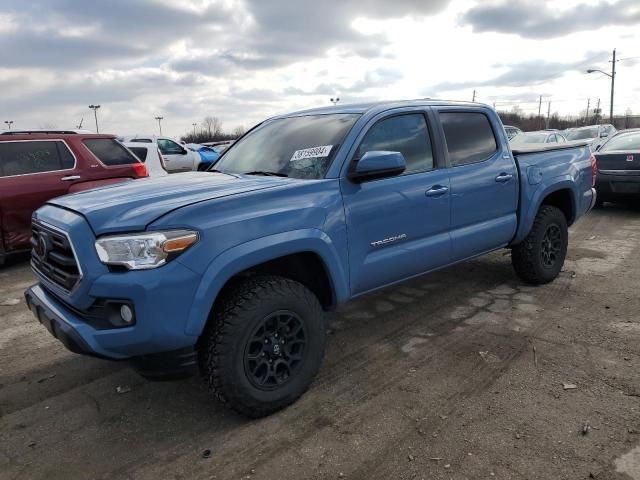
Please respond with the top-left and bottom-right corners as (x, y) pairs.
(25, 100), (595, 361)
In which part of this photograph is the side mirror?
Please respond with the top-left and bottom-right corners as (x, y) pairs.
(349, 151), (406, 182)
(181, 148), (189, 155)
(595, 144), (602, 151)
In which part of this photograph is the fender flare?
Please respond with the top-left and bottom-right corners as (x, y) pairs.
(184, 228), (349, 336)
(513, 178), (577, 245)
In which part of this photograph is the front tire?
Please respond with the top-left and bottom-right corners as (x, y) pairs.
(511, 205), (568, 285)
(200, 275), (326, 418)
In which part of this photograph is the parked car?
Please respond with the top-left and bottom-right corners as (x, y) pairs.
(565, 124), (616, 151)
(0, 131), (148, 265)
(25, 100), (595, 417)
(202, 140), (235, 153)
(185, 143), (221, 171)
(123, 142), (168, 177)
(122, 135), (201, 172)
(510, 131), (567, 146)
(504, 125), (522, 140)
(593, 128), (640, 207)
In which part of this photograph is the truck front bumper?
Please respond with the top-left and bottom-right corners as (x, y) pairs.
(25, 284), (104, 358)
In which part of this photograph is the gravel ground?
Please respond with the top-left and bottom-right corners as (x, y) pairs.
(1, 205), (640, 480)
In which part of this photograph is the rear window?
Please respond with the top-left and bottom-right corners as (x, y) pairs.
(128, 147), (148, 162)
(600, 132), (640, 152)
(84, 139), (139, 166)
(440, 112), (497, 166)
(0, 141), (75, 177)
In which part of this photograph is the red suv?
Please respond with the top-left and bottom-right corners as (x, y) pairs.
(0, 131), (148, 265)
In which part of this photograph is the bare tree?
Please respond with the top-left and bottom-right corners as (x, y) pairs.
(232, 125), (246, 137)
(202, 116), (222, 139)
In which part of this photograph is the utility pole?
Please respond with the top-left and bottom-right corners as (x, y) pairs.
(4, 120), (14, 130)
(76, 117), (83, 130)
(584, 98), (590, 124)
(538, 95), (543, 129)
(88, 104), (101, 133)
(586, 48), (618, 125)
(546, 101), (551, 129)
(610, 48), (616, 124)
(595, 98), (601, 124)
(472, 90), (477, 102)
(154, 116), (164, 136)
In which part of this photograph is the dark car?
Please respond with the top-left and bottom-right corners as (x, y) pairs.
(594, 128), (640, 207)
(0, 131), (148, 265)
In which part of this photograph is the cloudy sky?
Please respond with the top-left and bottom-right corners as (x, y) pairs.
(1, 0), (639, 137)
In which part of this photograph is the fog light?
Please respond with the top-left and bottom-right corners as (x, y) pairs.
(120, 304), (134, 324)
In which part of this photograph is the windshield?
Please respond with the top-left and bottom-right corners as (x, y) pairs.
(600, 132), (640, 152)
(510, 133), (547, 145)
(565, 127), (599, 140)
(214, 114), (360, 179)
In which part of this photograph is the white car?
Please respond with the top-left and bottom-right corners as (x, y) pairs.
(122, 142), (168, 177)
(121, 135), (200, 172)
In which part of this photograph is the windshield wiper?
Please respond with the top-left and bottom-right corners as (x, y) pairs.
(243, 170), (288, 177)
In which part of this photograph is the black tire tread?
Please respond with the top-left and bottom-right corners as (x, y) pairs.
(511, 205), (568, 285)
(201, 275), (323, 418)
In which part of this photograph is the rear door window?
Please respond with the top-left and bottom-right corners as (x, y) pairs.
(439, 112), (498, 166)
(0, 141), (75, 177)
(83, 139), (139, 166)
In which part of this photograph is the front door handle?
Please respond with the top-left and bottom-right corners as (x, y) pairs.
(61, 175), (81, 181)
(425, 185), (449, 197)
(495, 173), (513, 183)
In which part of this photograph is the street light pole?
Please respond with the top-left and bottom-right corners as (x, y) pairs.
(610, 48), (616, 124)
(586, 48), (617, 125)
(330, 97), (340, 105)
(192, 123), (197, 136)
(472, 89), (477, 102)
(88, 105), (101, 133)
(155, 116), (164, 136)
(4, 120), (14, 130)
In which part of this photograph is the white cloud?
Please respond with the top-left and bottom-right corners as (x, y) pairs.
(1, 0), (639, 137)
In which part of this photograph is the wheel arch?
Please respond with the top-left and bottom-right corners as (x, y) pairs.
(512, 180), (577, 245)
(184, 229), (349, 337)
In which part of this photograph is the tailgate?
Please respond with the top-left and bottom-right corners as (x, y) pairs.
(596, 153), (640, 175)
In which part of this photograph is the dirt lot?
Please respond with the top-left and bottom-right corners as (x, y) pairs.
(1, 206), (640, 480)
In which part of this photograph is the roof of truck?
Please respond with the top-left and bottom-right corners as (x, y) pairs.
(279, 99), (486, 118)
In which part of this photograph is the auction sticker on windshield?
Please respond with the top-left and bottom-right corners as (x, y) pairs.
(290, 145), (333, 162)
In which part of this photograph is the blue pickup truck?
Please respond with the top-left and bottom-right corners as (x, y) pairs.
(25, 100), (596, 417)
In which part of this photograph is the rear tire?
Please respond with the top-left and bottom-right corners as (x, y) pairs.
(200, 275), (326, 418)
(511, 205), (568, 285)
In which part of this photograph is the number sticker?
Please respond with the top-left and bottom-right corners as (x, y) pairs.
(290, 145), (333, 162)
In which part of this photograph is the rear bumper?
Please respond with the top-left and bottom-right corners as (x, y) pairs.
(596, 172), (640, 198)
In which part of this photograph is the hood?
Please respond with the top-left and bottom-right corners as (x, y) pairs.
(48, 172), (284, 234)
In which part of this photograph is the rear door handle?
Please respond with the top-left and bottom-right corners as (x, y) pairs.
(425, 185), (449, 197)
(495, 173), (513, 183)
(61, 175), (81, 181)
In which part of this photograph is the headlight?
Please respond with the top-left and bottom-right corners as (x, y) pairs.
(95, 230), (198, 270)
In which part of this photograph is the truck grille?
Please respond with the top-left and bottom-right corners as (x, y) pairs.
(31, 221), (81, 292)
